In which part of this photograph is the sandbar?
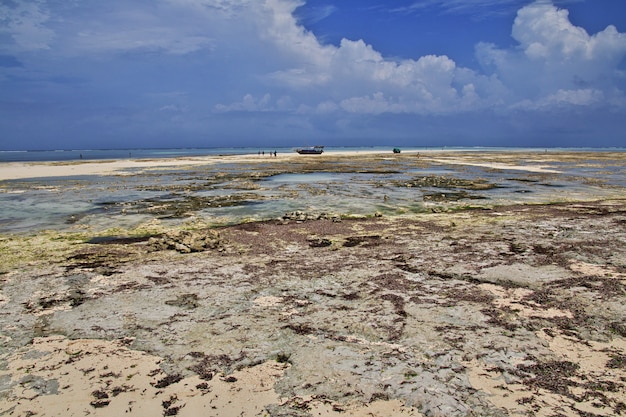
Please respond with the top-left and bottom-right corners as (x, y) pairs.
(0, 149), (589, 180)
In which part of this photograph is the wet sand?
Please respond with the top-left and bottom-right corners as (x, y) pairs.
(1, 151), (625, 416)
(1, 151), (399, 181)
(0, 149), (568, 181)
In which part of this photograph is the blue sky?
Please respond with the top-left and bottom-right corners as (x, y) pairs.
(1, 0), (625, 150)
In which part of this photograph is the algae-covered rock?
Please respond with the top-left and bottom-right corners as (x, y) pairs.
(149, 229), (224, 253)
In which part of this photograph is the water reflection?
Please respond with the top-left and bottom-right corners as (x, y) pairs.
(1, 154), (624, 233)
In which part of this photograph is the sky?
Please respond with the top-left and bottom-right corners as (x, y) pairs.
(1, 0), (626, 150)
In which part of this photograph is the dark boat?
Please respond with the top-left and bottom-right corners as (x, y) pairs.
(295, 146), (324, 155)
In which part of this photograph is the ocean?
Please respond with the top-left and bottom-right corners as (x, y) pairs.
(2, 146), (624, 163)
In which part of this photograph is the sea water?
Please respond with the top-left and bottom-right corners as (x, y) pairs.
(3, 146), (625, 163)
(1, 148), (625, 233)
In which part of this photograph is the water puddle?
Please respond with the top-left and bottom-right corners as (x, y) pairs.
(266, 173), (346, 183)
(1, 155), (624, 233)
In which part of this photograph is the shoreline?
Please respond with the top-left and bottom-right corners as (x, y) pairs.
(0, 149), (607, 180)
(1, 150), (624, 235)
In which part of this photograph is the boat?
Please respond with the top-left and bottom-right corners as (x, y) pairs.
(295, 146), (324, 155)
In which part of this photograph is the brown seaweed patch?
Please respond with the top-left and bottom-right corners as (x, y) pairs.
(608, 322), (626, 337)
(24, 289), (89, 312)
(443, 286), (494, 304)
(371, 272), (414, 292)
(343, 235), (382, 247)
(65, 252), (121, 275)
(547, 276), (626, 300)
(606, 354), (626, 369)
(513, 360), (580, 397)
(162, 394), (183, 416)
(64, 244), (144, 275)
(186, 351), (246, 379)
(90, 400), (110, 408)
(86, 235), (155, 245)
(90, 389), (110, 408)
(308, 237), (332, 248)
(146, 275), (171, 285)
(379, 293), (407, 317)
(165, 293), (200, 309)
(152, 373), (183, 388)
(283, 323), (316, 335)
(481, 306), (520, 331)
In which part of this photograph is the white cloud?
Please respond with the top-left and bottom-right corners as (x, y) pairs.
(258, 1), (499, 114)
(76, 29), (214, 55)
(2, 0), (626, 145)
(315, 100), (339, 114)
(391, 0), (527, 18)
(254, 0), (626, 116)
(512, 88), (605, 110)
(214, 93), (274, 112)
(340, 92), (401, 114)
(0, 0), (54, 50)
(477, 1), (626, 108)
(513, 2), (626, 63)
(0, 0), (227, 56)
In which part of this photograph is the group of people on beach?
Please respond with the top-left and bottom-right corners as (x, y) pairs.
(259, 151), (278, 157)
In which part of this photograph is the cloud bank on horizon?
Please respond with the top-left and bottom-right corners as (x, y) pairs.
(1, 0), (625, 149)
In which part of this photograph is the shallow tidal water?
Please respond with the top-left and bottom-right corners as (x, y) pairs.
(1, 151), (624, 234)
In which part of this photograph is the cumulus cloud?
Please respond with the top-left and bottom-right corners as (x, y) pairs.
(4, 0), (624, 116)
(512, 2), (625, 63)
(477, 1), (626, 108)
(512, 88), (605, 110)
(259, 1), (500, 115)
(214, 94), (274, 112)
(253, 0), (626, 116)
(2, 0), (625, 148)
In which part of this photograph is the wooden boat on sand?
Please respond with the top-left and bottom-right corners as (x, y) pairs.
(295, 146), (324, 155)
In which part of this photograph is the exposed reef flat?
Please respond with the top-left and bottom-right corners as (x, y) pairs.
(1, 151), (625, 416)
(2, 150), (625, 234)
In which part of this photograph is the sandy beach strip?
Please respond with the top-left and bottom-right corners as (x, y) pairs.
(0, 150), (567, 181)
(428, 158), (561, 173)
(0, 157), (233, 181)
(0, 152), (361, 180)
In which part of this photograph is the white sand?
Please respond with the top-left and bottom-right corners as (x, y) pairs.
(0, 335), (423, 417)
(0, 157), (235, 181)
(0, 151), (561, 181)
(429, 158), (561, 173)
(466, 331), (626, 417)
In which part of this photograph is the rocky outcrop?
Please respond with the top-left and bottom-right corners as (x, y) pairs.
(279, 211), (342, 223)
(149, 229), (224, 253)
